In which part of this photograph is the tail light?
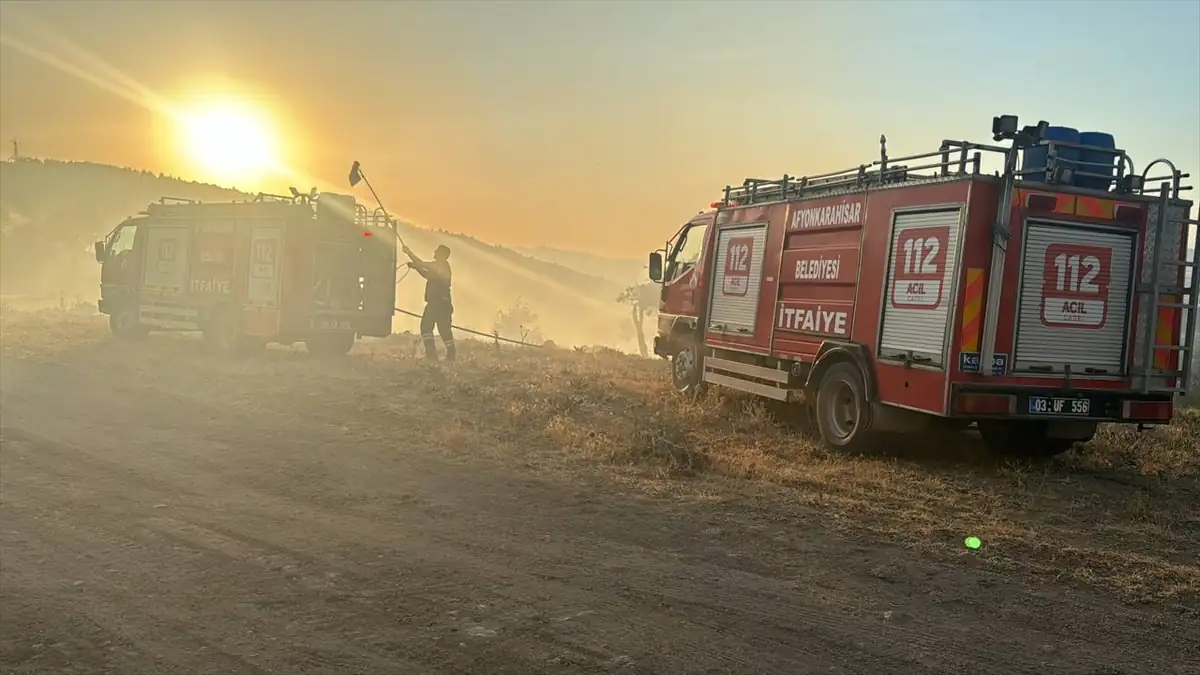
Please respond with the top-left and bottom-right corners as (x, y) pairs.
(1121, 400), (1171, 421)
(956, 393), (1015, 415)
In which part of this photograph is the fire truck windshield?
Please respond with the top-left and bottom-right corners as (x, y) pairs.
(667, 221), (709, 281)
(107, 223), (138, 257)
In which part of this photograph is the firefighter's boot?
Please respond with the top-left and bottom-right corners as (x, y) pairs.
(444, 339), (456, 362)
(421, 335), (439, 361)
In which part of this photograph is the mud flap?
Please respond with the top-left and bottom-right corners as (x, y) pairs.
(869, 403), (933, 434)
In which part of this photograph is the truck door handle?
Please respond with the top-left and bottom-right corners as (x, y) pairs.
(1084, 367), (1109, 374)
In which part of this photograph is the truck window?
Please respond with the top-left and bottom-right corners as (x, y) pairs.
(668, 223), (709, 281)
(108, 224), (138, 257)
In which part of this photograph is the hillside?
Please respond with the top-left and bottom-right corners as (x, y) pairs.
(512, 245), (646, 285)
(0, 158), (640, 348)
(0, 160), (247, 295)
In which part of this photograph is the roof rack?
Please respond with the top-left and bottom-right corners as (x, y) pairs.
(719, 123), (1193, 207)
(144, 189), (398, 236)
(252, 192), (297, 203)
(353, 203), (397, 232)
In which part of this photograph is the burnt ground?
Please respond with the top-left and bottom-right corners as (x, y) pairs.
(1, 313), (1198, 675)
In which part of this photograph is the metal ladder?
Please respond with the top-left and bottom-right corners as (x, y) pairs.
(1136, 174), (1200, 394)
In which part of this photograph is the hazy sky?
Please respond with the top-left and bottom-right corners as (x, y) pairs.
(1, 0), (1197, 257)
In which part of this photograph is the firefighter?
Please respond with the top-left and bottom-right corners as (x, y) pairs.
(402, 243), (455, 361)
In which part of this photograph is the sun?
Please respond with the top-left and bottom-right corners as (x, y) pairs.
(178, 101), (279, 186)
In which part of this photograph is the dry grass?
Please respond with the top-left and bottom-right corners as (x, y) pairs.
(3, 309), (1198, 607)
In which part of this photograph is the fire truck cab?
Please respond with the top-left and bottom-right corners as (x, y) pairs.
(95, 190), (397, 357)
(649, 114), (1198, 456)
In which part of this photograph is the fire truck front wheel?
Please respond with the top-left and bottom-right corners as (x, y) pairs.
(670, 340), (705, 396)
(109, 306), (147, 341)
(814, 362), (876, 452)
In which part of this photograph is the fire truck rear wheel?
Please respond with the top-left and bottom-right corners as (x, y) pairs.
(205, 307), (249, 357)
(306, 332), (355, 358)
(109, 306), (147, 341)
(670, 340), (705, 395)
(814, 362), (875, 452)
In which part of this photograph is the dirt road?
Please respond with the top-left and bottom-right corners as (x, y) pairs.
(2, 319), (1197, 674)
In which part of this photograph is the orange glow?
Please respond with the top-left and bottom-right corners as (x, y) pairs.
(177, 99), (280, 187)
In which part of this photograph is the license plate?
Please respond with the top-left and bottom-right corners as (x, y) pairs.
(313, 318), (352, 331)
(1027, 396), (1091, 416)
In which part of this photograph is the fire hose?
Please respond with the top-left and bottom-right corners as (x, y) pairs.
(392, 266), (537, 347)
(391, 306), (538, 347)
(348, 160), (540, 349)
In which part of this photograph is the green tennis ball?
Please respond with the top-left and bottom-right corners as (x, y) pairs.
(964, 536), (982, 550)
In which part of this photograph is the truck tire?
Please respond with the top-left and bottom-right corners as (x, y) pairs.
(204, 306), (249, 358)
(670, 339), (705, 395)
(814, 361), (876, 452)
(306, 332), (355, 358)
(977, 421), (1076, 458)
(109, 305), (148, 341)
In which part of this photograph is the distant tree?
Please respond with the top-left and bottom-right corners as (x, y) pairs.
(617, 282), (659, 357)
(493, 298), (543, 345)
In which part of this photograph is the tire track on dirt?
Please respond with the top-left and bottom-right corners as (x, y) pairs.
(0, 502), (278, 674)
(0, 394), (914, 673)
(1, 431), (511, 674)
(9, 419), (1191, 675)
(2, 425), (854, 673)
(1, 447), (430, 674)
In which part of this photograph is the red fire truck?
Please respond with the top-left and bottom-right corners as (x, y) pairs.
(648, 115), (1198, 456)
(95, 190), (397, 357)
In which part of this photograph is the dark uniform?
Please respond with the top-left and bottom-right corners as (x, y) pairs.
(404, 244), (455, 361)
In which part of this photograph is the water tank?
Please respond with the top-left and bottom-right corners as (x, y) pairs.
(1077, 131), (1117, 191)
(316, 192), (358, 223)
(1021, 126), (1080, 182)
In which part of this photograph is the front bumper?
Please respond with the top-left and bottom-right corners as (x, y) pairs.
(653, 335), (670, 359)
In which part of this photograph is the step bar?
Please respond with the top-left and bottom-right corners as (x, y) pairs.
(701, 356), (803, 402)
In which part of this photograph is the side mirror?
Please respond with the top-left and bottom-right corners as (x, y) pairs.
(94, 240), (107, 263)
(648, 251), (664, 282)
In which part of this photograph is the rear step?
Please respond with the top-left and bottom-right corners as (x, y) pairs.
(702, 356), (803, 402)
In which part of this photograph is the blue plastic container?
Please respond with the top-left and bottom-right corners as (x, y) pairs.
(1077, 131), (1117, 191)
(1021, 126), (1080, 182)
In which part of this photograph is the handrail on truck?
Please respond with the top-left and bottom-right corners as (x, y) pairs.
(718, 119), (1192, 207)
